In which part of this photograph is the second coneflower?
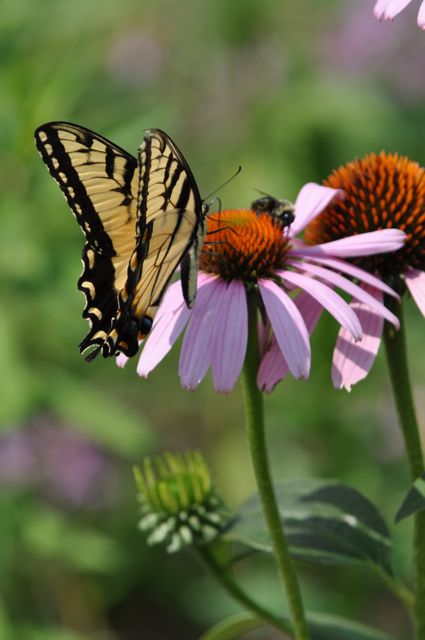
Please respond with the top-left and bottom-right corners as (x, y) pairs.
(117, 183), (405, 393)
(303, 152), (425, 390)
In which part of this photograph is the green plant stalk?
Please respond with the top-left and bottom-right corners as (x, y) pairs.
(198, 546), (292, 636)
(383, 302), (425, 639)
(373, 564), (414, 612)
(241, 295), (310, 640)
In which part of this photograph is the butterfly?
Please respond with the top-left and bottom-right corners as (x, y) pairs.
(251, 194), (295, 229)
(35, 122), (208, 361)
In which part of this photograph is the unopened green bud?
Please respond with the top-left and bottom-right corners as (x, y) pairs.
(133, 450), (229, 553)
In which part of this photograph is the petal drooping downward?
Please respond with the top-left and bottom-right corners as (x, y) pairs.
(293, 261), (399, 327)
(257, 291), (323, 391)
(405, 268), (425, 316)
(289, 255), (399, 298)
(258, 279), (311, 379)
(210, 280), (248, 393)
(332, 286), (385, 391)
(179, 277), (226, 389)
(136, 280), (191, 377)
(280, 270), (363, 341)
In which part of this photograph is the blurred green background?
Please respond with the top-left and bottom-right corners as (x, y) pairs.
(1, 0), (425, 638)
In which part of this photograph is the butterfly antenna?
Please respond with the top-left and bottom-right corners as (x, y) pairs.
(253, 188), (272, 198)
(204, 166), (242, 203)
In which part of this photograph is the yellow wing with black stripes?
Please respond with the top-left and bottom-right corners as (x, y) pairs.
(35, 123), (206, 361)
(34, 121), (154, 360)
(105, 128), (207, 357)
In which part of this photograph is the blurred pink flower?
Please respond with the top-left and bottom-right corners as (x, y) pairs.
(118, 184), (405, 393)
(374, 0), (425, 29)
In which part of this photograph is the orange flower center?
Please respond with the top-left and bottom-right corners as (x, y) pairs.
(303, 152), (425, 282)
(200, 209), (290, 282)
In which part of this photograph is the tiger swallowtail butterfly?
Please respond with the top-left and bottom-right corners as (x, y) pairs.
(35, 122), (207, 361)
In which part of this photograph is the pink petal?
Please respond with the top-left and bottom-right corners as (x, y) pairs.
(419, 1), (425, 27)
(280, 269), (363, 340)
(293, 261), (399, 327)
(288, 253), (399, 298)
(116, 353), (129, 368)
(137, 272), (216, 377)
(374, 0), (413, 19)
(405, 267), (425, 316)
(210, 281), (248, 393)
(374, 0), (391, 17)
(258, 279), (310, 379)
(332, 286), (385, 391)
(117, 279), (190, 373)
(137, 281), (191, 377)
(290, 183), (343, 237)
(298, 229), (406, 258)
(257, 319), (271, 357)
(257, 337), (288, 392)
(257, 291), (323, 391)
(179, 277), (226, 390)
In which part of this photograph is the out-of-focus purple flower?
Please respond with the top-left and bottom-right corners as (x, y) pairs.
(318, 2), (425, 100)
(118, 184), (405, 393)
(0, 431), (37, 485)
(374, 0), (425, 29)
(0, 418), (111, 508)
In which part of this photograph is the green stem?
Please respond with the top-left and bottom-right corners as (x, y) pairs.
(373, 565), (415, 612)
(198, 546), (292, 636)
(241, 295), (310, 640)
(383, 302), (425, 639)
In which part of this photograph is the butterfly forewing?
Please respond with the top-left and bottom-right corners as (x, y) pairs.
(35, 122), (139, 358)
(108, 129), (205, 356)
(35, 123), (206, 361)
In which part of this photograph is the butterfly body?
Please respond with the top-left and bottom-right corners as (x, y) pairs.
(35, 122), (206, 360)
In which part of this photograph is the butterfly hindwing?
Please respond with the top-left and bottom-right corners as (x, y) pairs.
(180, 219), (206, 308)
(35, 122), (139, 358)
(105, 129), (206, 357)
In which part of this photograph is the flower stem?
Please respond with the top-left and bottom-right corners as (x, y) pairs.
(383, 302), (425, 639)
(241, 294), (310, 640)
(198, 546), (292, 635)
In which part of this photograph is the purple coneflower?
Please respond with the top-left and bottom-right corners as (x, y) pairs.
(304, 152), (425, 390)
(117, 183), (405, 393)
(374, 0), (425, 29)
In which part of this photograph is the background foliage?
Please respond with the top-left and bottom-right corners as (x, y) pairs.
(1, 0), (425, 637)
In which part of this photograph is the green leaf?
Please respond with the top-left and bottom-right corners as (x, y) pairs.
(199, 612), (267, 640)
(226, 480), (392, 575)
(307, 612), (397, 640)
(199, 611), (396, 640)
(395, 473), (425, 523)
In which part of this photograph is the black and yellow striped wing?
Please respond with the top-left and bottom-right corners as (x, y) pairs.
(34, 122), (151, 359)
(35, 123), (206, 361)
(104, 129), (206, 358)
